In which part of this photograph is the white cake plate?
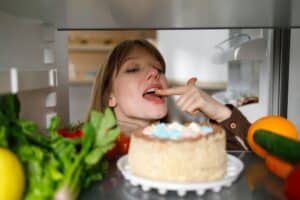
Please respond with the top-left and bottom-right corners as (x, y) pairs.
(117, 154), (244, 197)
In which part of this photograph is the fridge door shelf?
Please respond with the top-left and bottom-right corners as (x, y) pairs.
(0, 68), (57, 94)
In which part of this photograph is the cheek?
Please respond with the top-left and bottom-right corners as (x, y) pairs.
(114, 81), (139, 103)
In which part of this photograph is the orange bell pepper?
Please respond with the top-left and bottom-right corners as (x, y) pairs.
(265, 154), (295, 179)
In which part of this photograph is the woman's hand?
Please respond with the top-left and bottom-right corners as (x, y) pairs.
(155, 77), (232, 122)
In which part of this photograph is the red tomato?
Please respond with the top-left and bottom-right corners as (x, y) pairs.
(58, 128), (83, 138)
(104, 144), (119, 160)
(104, 132), (130, 160)
(117, 133), (130, 155)
(284, 163), (300, 200)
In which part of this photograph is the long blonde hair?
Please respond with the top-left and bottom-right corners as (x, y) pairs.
(86, 39), (166, 119)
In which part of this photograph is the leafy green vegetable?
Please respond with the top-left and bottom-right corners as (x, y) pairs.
(0, 94), (120, 200)
(0, 94), (20, 121)
(0, 126), (8, 147)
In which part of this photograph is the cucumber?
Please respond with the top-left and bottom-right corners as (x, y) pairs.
(254, 129), (300, 164)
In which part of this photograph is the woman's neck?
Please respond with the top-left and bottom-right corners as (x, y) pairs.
(113, 107), (159, 134)
(117, 118), (157, 134)
(116, 115), (156, 134)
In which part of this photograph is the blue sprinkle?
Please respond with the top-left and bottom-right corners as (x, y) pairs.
(154, 131), (169, 139)
(153, 124), (169, 139)
(152, 123), (183, 139)
(167, 129), (181, 139)
(154, 123), (167, 132)
(200, 126), (213, 133)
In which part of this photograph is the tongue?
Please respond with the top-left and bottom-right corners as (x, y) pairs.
(143, 94), (164, 104)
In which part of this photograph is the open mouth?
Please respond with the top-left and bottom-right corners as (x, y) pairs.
(143, 88), (157, 95)
(142, 87), (164, 104)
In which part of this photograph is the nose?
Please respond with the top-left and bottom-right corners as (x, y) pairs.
(146, 67), (160, 80)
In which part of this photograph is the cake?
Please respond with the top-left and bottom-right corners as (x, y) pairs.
(128, 122), (227, 182)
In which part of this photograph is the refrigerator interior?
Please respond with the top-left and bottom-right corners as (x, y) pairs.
(0, 1), (299, 133)
(0, 10), (69, 131)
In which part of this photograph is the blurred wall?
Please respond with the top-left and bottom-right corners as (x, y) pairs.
(157, 30), (229, 83)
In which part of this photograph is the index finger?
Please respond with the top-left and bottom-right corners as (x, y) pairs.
(155, 86), (187, 96)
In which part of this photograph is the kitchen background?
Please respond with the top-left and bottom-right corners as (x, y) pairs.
(0, 5), (299, 134)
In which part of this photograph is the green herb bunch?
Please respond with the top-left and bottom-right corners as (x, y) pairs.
(0, 94), (120, 200)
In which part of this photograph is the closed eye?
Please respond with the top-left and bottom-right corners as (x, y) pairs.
(155, 67), (164, 74)
(125, 66), (140, 73)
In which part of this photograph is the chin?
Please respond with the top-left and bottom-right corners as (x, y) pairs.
(147, 109), (167, 120)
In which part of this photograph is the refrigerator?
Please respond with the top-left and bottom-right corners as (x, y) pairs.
(0, 0), (299, 132)
(1, 1), (300, 200)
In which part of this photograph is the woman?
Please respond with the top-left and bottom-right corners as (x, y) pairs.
(87, 39), (250, 150)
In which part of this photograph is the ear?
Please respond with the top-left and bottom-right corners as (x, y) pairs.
(108, 93), (117, 107)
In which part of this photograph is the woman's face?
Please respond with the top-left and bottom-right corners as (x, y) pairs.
(110, 46), (168, 121)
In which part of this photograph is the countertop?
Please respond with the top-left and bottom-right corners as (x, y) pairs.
(79, 152), (286, 200)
